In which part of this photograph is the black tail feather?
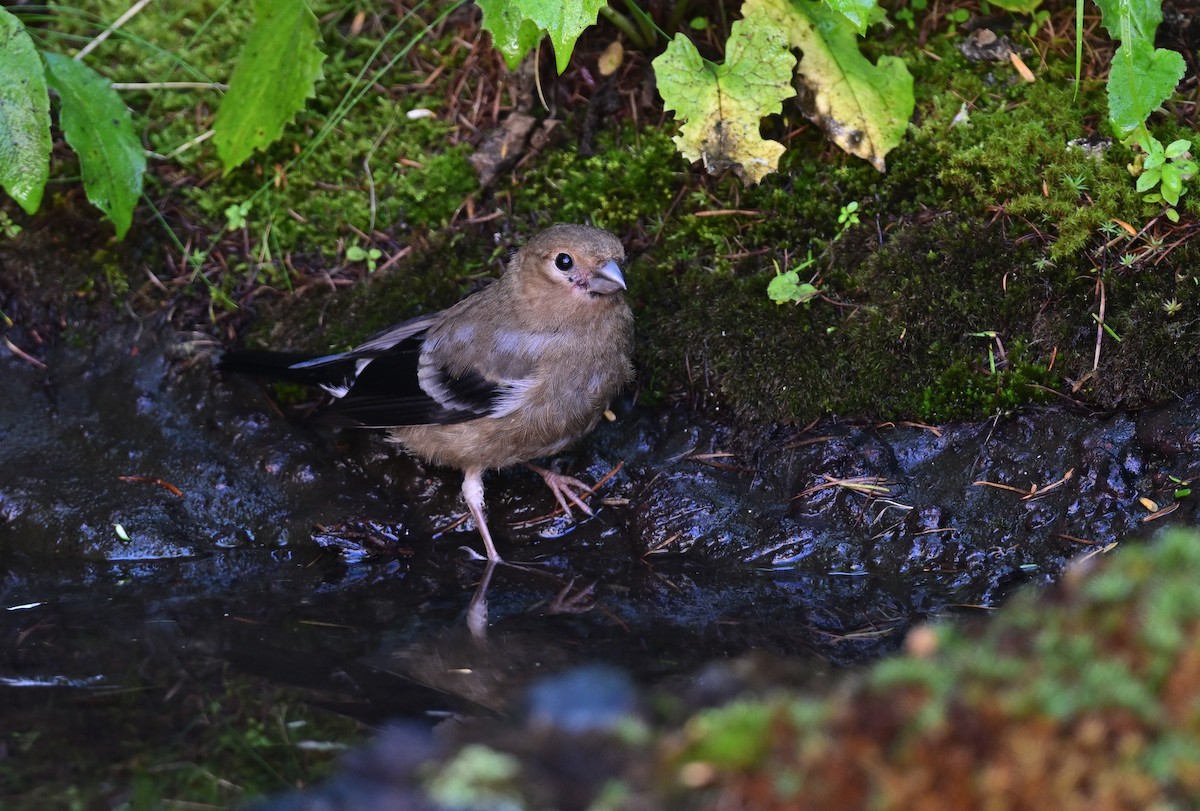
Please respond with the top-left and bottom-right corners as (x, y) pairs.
(219, 349), (350, 387)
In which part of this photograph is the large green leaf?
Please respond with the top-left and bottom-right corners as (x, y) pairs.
(747, 0), (913, 172)
(0, 8), (51, 215)
(654, 10), (797, 184)
(213, 0), (325, 174)
(42, 53), (144, 239)
(1094, 0), (1185, 135)
(476, 0), (543, 70)
(478, 0), (607, 74)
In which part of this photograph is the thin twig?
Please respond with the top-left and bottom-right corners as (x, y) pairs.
(111, 82), (227, 91)
(76, 0), (153, 60)
(4, 337), (46, 369)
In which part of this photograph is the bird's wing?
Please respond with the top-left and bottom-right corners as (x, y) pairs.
(300, 308), (532, 429)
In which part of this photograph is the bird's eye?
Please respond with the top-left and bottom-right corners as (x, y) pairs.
(554, 252), (574, 271)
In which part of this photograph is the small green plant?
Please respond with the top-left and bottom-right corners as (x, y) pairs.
(346, 244), (382, 272)
(1062, 172), (1089, 195)
(0, 210), (20, 238)
(767, 253), (819, 305)
(1129, 129), (1198, 223)
(835, 200), (861, 241)
(967, 330), (1003, 375)
(1098, 220), (1126, 239)
(225, 201), (252, 230)
(1162, 297), (1182, 316)
(1024, 9), (1051, 38)
(944, 7), (970, 30)
(893, 0), (927, 30)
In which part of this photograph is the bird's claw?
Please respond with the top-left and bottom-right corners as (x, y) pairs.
(527, 464), (596, 519)
(546, 578), (596, 614)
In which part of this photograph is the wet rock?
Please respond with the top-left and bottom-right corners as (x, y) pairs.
(5, 322), (1200, 807)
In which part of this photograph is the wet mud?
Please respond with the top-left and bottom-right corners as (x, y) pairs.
(2, 323), (1197, 801)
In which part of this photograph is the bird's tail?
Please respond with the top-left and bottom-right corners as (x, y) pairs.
(219, 349), (351, 387)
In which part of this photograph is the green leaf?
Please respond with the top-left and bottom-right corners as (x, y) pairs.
(1136, 168), (1160, 191)
(1094, 0), (1186, 135)
(0, 8), (51, 215)
(745, 0), (913, 172)
(1164, 139), (1191, 159)
(823, 0), (878, 34)
(654, 10), (797, 184)
(768, 270), (818, 304)
(768, 271), (800, 303)
(988, 0), (1043, 12)
(213, 0), (325, 174)
(41, 53), (144, 238)
(530, 0), (608, 73)
(478, 0), (607, 74)
(477, 0), (544, 70)
(1160, 166), (1182, 204)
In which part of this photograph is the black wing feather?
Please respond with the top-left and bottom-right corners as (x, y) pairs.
(223, 315), (505, 428)
(315, 335), (500, 427)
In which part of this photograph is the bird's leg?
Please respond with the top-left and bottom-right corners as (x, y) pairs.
(462, 469), (503, 562)
(466, 559), (497, 639)
(524, 462), (596, 519)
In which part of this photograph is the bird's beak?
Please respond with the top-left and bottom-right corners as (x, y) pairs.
(587, 260), (627, 295)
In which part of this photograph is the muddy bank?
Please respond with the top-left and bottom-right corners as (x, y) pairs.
(2, 320), (1197, 804)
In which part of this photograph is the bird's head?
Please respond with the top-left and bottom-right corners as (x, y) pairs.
(516, 224), (627, 302)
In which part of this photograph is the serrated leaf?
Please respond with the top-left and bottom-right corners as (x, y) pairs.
(530, 0), (608, 73)
(1094, 0), (1186, 136)
(478, 0), (607, 74)
(477, 0), (544, 70)
(0, 8), (51, 215)
(823, 0), (878, 34)
(213, 0), (325, 174)
(745, 0), (913, 172)
(654, 12), (796, 184)
(42, 53), (144, 238)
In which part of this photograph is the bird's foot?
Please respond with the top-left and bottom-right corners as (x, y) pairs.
(525, 463), (595, 519)
(546, 578), (596, 614)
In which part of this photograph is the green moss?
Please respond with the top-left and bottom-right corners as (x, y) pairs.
(637, 215), (1059, 422)
(510, 129), (683, 233)
(243, 229), (491, 352)
(917, 342), (1057, 421)
(1, 669), (365, 810)
(393, 145), (479, 228)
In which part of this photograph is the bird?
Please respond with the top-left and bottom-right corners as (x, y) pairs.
(220, 223), (634, 563)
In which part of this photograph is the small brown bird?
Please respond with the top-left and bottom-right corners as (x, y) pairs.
(221, 224), (634, 562)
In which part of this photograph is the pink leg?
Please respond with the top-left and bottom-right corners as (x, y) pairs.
(462, 469), (502, 562)
(525, 462), (595, 519)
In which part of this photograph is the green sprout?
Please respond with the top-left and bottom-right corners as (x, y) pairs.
(346, 244), (383, 272)
(1130, 128), (1198, 224)
(224, 201), (252, 230)
(0, 210), (21, 239)
(767, 253), (819, 305)
(1062, 172), (1089, 195)
(834, 201), (860, 241)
